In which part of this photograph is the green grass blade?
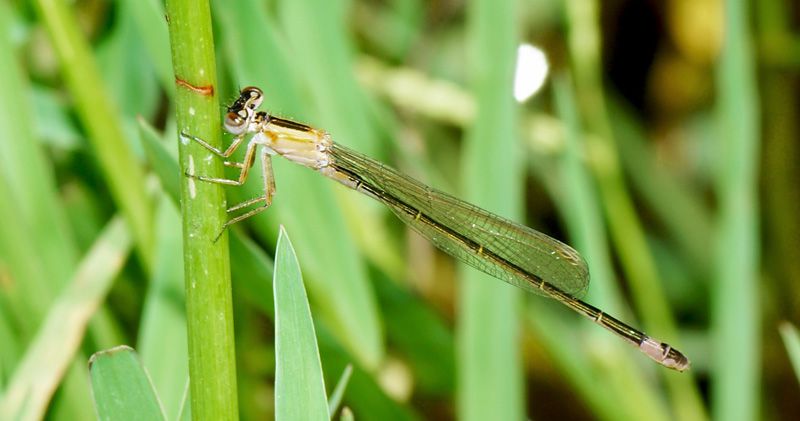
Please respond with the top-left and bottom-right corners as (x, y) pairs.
(0, 216), (131, 421)
(0, 308), (19, 384)
(0, 10), (124, 418)
(32, 0), (154, 271)
(758, 0), (800, 334)
(89, 346), (166, 421)
(327, 364), (353, 417)
(457, 0), (523, 419)
(0, 152), (50, 334)
(525, 305), (626, 421)
(273, 227), (329, 421)
(553, 75), (627, 326)
(123, 0), (174, 94)
(29, 86), (82, 150)
(277, 0), (379, 156)
(229, 233), (275, 313)
(564, 2), (706, 419)
(96, 4), (160, 123)
(137, 199), (189, 420)
(608, 99), (712, 272)
(0, 169), (98, 421)
(177, 382), (192, 421)
(779, 323), (800, 384)
(139, 119), (181, 203)
(711, 0), (761, 419)
(214, 0), (304, 114)
(0, 1), (79, 292)
(550, 75), (669, 421)
(164, 0), (239, 418)
(565, 0), (678, 342)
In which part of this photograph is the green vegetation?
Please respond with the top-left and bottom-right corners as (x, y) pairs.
(1, 0), (798, 419)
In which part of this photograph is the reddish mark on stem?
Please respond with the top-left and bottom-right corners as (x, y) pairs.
(175, 77), (214, 96)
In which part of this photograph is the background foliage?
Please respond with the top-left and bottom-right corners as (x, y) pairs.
(0, 0), (799, 419)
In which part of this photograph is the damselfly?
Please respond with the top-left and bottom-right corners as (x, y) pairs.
(183, 86), (689, 371)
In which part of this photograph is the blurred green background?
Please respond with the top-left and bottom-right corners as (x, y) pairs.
(1, 0), (799, 419)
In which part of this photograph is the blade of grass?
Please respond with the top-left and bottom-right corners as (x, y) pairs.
(779, 323), (800, 384)
(564, 1), (707, 419)
(0, 142), (50, 335)
(608, 98), (712, 273)
(32, 0), (154, 271)
(0, 1), (79, 292)
(0, 306), (19, 384)
(137, 199), (189, 420)
(0, 6), (77, 368)
(61, 181), (109, 250)
(123, 0), (174, 94)
(89, 346), (166, 421)
(177, 382), (192, 421)
(0, 5), (125, 399)
(525, 305), (628, 421)
(139, 119), (181, 202)
(758, 1), (800, 322)
(565, 0), (676, 341)
(277, 0), (380, 156)
(0, 216), (131, 421)
(553, 75), (629, 341)
(164, 0), (239, 419)
(0, 164), (94, 421)
(96, 2), (161, 123)
(711, 0), (761, 418)
(273, 227), (329, 421)
(30, 86), (82, 151)
(457, 0), (523, 420)
(328, 364), (353, 417)
(214, 0), (304, 115)
(551, 74), (669, 420)
(565, 0), (681, 344)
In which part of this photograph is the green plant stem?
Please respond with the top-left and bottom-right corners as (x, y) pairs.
(32, 0), (154, 271)
(164, 0), (239, 419)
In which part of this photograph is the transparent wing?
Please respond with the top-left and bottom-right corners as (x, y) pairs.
(330, 144), (589, 297)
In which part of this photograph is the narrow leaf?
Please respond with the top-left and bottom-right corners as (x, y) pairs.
(274, 227), (329, 421)
(89, 346), (165, 421)
(327, 364), (353, 417)
(779, 323), (800, 384)
(0, 217), (131, 421)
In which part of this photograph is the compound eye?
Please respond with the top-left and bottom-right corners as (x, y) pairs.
(241, 86), (263, 109)
(224, 111), (248, 135)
